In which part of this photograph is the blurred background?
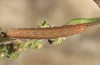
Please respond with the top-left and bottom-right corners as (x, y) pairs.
(0, 0), (100, 65)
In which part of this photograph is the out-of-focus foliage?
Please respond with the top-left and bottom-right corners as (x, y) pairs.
(0, 39), (43, 60)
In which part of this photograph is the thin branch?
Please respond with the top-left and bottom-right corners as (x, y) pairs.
(0, 41), (14, 45)
(0, 39), (27, 45)
(6, 21), (100, 39)
(94, 0), (100, 8)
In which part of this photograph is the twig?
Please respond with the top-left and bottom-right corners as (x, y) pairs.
(94, 0), (100, 8)
(0, 41), (13, 45)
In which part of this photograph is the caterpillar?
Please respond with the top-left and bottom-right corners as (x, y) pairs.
(6, 21), (100, 39)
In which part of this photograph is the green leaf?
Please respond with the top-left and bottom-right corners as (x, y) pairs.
(66, 17), (100, 25)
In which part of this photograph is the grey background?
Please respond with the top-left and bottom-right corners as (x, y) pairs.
(0, 0), (100, 65)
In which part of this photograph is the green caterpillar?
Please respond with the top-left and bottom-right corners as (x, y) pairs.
(66, 17), (100, 25)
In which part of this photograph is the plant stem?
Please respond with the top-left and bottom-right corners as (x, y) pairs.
(94, 0), (100, 8)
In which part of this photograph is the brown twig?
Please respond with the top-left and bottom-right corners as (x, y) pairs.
(6, 22), (100, 39)
(0, 41), (14, 45)
(94, 0), (100, 8)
